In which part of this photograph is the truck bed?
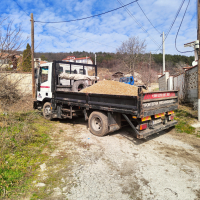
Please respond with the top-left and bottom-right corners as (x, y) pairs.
(54, 89), (178, 118)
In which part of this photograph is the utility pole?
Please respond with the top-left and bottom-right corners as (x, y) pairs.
(149, 52), (151, 87)
(198, 0), (200, 121)
(31, 13), (35, 98)
(162, 32), (165, 74)
(95, 53), (97, 65)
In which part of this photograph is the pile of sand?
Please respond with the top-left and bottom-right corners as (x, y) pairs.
(81, 80), (139, 96)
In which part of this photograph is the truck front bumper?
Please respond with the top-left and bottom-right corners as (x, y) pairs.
(33, 101), (42, 109)
(137, 120), (178, 139)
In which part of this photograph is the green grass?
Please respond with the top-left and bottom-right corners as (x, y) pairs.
(0, 111), (55, 198)
(175, 109), (196, 135)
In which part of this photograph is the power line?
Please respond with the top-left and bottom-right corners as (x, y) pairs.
(12, 0), (30, 17)
(116, 0), (160, 47)
(175, 0), (194, 53)
(136, 2), (161, 35)
(154, 0), (186, 53)
(34, 0), (139, 24)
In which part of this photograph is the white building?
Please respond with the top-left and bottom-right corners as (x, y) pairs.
(62, 56), (93, 64)
(62, 56), (94, 70)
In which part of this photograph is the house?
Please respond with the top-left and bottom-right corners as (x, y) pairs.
(0, 52), (21, 70)
(62, 56), (76, 62)
(0, 52), (9, 70)
(62, 56), (93, 64)
(62, 56), (94, 70)
(74, 57), (93, 64)
(34, 58), (48, 68)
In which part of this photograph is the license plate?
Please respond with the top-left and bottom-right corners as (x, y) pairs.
(153, 119), (162, 125)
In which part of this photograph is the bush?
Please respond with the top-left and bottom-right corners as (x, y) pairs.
(0, 73), (21, 111)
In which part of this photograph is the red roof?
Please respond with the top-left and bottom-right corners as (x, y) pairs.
(40, 61), (47, 64)
(62, 56), (76, 61)
(74, 57), (91, 60)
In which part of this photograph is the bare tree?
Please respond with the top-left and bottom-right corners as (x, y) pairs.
(0, 18), (27, 71)
(116, 36), (146, 76)
(0, 18), (29, 111)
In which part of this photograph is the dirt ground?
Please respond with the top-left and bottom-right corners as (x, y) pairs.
(29, 117), (200, 200)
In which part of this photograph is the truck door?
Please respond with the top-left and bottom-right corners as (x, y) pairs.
(37, 65), (52, 101)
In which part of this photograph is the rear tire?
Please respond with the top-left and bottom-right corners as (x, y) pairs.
(72, 80), (87, 92)
(43, 102), (52, 120)
(89, 111), (109, 137)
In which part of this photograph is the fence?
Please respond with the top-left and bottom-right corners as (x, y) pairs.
(158, 66), (198, 107)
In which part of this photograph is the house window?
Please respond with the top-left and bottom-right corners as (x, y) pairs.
(65, 70), (77, 74)
(79, 69), (86, 75)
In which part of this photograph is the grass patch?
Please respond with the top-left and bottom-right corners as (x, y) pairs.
(175, 108), (196, 135)
(30, 154), (72, 200)
(0, 111), (55, 198)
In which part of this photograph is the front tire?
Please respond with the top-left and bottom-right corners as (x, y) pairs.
(89, 111), (109, 137)
(43, 102), (52, 120)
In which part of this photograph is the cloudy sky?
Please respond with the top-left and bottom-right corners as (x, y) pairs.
(0, 0), (197, 55)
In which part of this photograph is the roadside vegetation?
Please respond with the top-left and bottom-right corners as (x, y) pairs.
(175, 105), (198, 137)
(0, 110), (55, 198)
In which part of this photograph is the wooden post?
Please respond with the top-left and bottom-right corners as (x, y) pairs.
(198, 1), (200, 121)
(31, 13), (35, 98)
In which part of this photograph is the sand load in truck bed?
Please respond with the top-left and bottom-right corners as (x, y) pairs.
(80, 80), (139, 96)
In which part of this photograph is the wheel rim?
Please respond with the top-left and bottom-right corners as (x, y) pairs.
(44, 105), (51, 117)
(92, 117), (102, 131)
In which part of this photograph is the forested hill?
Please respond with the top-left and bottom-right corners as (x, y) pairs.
(152, 53), (193, 65)
(34, 51), (194, 76)
(35, 51), (194, 66)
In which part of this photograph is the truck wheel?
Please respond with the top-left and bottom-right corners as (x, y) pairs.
(89, 111), (109, 137)
(43, 102), (52, 120)
(72, 80), (87, 92)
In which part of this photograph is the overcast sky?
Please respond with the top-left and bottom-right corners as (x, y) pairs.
(0, 0), (197, 55)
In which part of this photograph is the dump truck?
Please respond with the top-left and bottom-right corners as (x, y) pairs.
(34, 60), (178, 139)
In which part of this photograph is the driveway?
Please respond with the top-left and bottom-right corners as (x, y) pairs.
(33, 118), (200, 200)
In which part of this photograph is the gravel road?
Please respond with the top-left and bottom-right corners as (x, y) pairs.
(35, 118), (200, 200)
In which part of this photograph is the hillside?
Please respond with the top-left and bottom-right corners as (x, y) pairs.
(34, 51), (194, 83)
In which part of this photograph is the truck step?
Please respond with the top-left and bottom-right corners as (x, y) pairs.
(62, 108), (82, 113)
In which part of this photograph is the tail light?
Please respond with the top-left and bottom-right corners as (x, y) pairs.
(169, 115), (174, 121)
(139, 123), (148, 130)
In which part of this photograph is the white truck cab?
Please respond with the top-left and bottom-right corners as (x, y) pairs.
(36, 62), (90, 103)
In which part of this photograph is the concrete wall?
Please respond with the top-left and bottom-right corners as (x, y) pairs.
(0, 72), (32, 95)
(158, 72), (169, 91)
(167, 76), (174, 90)
(174, 73), (185, 100)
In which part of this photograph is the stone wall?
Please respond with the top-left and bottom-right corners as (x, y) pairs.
(0, 72), (32, 95)
(185, 66), (198, 104)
